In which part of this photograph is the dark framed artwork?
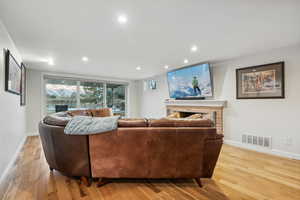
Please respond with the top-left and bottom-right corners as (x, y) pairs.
(20, 63), (26, 106)
(236, 62), (285, 99)
(4, 49), (22, 95)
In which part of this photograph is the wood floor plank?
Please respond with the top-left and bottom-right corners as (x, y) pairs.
(0, 136), (300, 200)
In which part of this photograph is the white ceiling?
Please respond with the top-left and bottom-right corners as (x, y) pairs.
(0, 0), (299, 80)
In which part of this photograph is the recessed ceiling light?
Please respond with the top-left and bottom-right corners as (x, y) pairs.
(136, 66), (141, 70)
(164, 65), (169, 69)
(184, 59), (189, 64)
(48, 58), (54, 66)
(191, 45), (198, 52)
(82, 56), (89, 62)
(118, 15), (128, 24)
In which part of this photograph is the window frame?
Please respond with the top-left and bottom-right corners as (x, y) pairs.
(106, 83), (127, 116)
(42, 73), (128, 117)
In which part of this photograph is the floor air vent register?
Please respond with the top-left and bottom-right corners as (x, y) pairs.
(242, 134), (272, 148)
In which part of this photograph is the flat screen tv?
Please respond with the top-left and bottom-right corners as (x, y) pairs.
(167, 63), (213, 99)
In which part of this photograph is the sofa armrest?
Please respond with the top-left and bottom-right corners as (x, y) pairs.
(202, 134), (223, 178)
(39, 122), (91, 177)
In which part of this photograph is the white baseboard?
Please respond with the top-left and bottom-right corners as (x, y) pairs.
(224, 139), (300, 160)
(0, 136), (27, 184)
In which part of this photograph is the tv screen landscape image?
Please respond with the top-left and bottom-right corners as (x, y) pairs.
(167, 63), (213, 99)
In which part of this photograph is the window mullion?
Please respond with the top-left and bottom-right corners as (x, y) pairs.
(76, 81), (80, 108)
(103, 83), (107, 108)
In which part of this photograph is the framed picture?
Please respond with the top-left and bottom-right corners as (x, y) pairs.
(5, 49), (22, 95)
(236, 62), (285, 99)
(148, 80), (157, 90)
(20, 63), (26, 106)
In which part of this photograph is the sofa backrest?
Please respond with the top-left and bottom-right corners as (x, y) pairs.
(89, 127), (222, 178)
(118, 118), (213, 128)
(67, 108), (113, 117)
(118, 118), (148, 127)
(67, 109), (93, 116)
(43, 108), (114, 126)
(89, 108), (113, 117)
(39, 122), (91, 177)
(43, 112), (72, 126)
(148, 118), (213, 127)
(43, 109), (213, 128)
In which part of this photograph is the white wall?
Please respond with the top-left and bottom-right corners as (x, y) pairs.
(138, 75), (169, 118)
(26, 69), (140, 135)
(26, 69), (42, 136)
(137, 45), (300, 159)
(0, 21), (27, 182)
(127, 80), (140, 118)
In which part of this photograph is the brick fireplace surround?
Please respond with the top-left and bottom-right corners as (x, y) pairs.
(165, 99), (227, 134)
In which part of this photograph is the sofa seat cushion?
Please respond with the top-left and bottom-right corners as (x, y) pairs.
(43, 112), (71, 126)
(118, 118), (148, 127)
(148, 118), (213, 127)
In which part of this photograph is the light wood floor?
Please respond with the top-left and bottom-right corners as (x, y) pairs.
(0, 136), (299, 200)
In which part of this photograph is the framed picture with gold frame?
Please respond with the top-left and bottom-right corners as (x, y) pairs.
(236, 62), (285, 99)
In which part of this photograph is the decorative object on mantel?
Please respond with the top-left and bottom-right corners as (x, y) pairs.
(236, 62), (285, 99)
(165, 99), (227, 134)
(4, 49), (22, 95)
(20, 63), (26, 106)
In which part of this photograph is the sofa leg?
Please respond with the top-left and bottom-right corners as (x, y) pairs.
(97, 178), (110, 187)
(195, 178), (203, 188)
(80, 176), (92, 187)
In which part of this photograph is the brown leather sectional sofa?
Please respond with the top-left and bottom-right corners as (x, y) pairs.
(39, 108), (223, 187)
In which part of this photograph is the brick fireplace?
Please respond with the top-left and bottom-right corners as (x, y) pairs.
(165, 99), (227, 134)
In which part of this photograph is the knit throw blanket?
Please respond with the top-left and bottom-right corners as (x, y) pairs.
(64, 115), (119, 135)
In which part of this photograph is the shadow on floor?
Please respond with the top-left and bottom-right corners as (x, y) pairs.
(95, 178), (230, 200)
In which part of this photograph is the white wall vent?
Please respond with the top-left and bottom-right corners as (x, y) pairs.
(242, 134), (272, 148)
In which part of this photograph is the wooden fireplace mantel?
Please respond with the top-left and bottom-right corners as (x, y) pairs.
(164, 99), (227, 107)
(165, 99), (227, 134)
